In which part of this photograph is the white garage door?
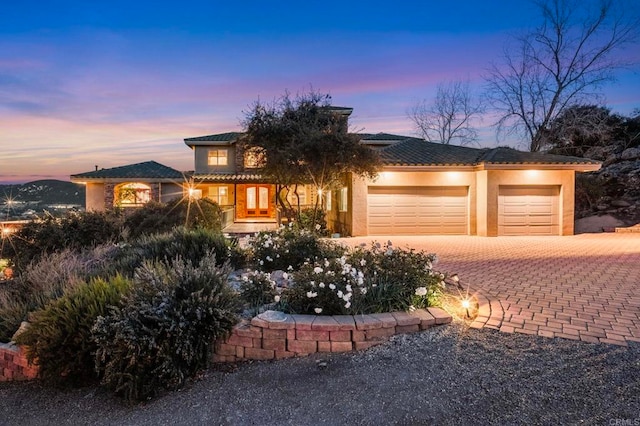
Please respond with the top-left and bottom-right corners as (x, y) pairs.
(498, 186), (560, 236)
(368, 186), (468, 235)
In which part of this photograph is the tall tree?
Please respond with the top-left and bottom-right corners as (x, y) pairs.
(485, 0), (638, 151)
(408, 80), (484, 145)
(242, 90), (380, 227)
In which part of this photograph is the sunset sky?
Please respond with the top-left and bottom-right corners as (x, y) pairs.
(1, 0), (639, 184)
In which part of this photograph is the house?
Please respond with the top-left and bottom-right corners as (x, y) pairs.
(70, 161), (185, 210)
(70, 107), (600, 236)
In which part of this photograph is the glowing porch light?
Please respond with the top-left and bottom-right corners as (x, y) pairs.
(525, 170), (539, 179)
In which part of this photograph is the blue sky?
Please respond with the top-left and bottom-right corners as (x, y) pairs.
(1, 0), (638, 183)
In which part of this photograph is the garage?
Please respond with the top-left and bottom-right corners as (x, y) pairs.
(367, 186), (469, 235)
(498, 186), (560, 236)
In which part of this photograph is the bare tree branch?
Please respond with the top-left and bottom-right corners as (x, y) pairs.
(485, 0), (639, 151)
(408, 80), (484, 145)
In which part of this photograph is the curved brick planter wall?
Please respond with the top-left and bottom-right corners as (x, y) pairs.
(1, 308), (453, 379)
(0, 343), (38, 381)
(213, 307), (452, 363)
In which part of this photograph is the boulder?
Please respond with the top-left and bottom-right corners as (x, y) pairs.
(611, 199), (631, 208)
(620, 147), (640, 161)
(575, 215), (625, 234)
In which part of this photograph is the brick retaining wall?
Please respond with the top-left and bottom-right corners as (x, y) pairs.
(213, 307), (452, 363)
(0, 308), (453, 380)
(0, 343), (38, 381)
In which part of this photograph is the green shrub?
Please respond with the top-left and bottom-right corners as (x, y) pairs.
(114, 227), (245, 277)
(14, 275), (131, 384)
(0, 245), (120, 342)
(295, 208), (328, 235)
(284, 241), (444, 315)
(238, 270), (278, 315)
(93, 254), (239, 402)
(123, 198), (223, 239)
(248, 225), (342, 272)
(1, 211), (123, 273)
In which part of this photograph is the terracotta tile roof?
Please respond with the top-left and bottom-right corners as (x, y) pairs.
(379, 138), (601, 167)
(184, 132), (244, 146)
(191, 173), (265, 182)
(359, 133), (412, 141)
(479, 147), (600, 165)
(71, 161), (184, 180)
(379, 138), (485, 166)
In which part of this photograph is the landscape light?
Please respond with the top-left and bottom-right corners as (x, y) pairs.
(461, 298), (471, 318)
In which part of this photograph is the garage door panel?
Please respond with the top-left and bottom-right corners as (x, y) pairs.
(368, 186), (468, 235)
(498, 186), (560, 236)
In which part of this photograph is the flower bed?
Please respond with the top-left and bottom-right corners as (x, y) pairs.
(213, 307), (452, 362)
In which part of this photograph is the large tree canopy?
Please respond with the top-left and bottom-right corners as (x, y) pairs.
(242, 91), (380, 226)
(485, 0), (638, 152)
(545, 104), (640, 157)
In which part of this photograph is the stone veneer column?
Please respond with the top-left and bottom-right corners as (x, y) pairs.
(150, 183), (161, 202)
(104, 183), (115, 210)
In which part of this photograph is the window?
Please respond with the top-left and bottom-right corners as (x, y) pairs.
(325, 190), (332, 211)
(339, 187), (348, 212)
(244, 147), (265, 168)
(287, 186), (306, 206)
(116, 183), (151, 207)
(208, 186), (229, 205)
(208, 149), (228, 166)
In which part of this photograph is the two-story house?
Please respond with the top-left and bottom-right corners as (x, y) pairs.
(71, 106), (600, 236)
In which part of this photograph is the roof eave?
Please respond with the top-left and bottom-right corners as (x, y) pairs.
(381, 164), (477, 171)
(477, 163), (602, 172)
(183, 140), (235, 148)
(70, 177), (185, 183)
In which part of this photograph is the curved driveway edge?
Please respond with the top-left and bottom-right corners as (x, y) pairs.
(345, 234), (640, 346)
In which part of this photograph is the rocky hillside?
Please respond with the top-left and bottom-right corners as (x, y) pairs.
(576, 144), (640, 226)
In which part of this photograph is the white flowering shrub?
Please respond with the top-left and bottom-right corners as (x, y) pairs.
(238, 270), (278, 315)
(284, 241), (445, 315)
(247, 224), (342, 272)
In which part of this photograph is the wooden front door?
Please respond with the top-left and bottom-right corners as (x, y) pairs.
(245, 185), (271, 217)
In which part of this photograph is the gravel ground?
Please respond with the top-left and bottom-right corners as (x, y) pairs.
(1, 321), (638, 426)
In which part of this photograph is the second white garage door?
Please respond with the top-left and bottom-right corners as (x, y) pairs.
(498, 186), (560, 236)
(368, 186), (469, 235)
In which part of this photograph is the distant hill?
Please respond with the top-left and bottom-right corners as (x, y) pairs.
(0, 180), (85, 206)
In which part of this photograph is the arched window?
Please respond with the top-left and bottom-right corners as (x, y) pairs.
(115, 183), (151, 207)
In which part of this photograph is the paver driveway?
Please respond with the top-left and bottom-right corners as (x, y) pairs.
(347, 234), (640, 346)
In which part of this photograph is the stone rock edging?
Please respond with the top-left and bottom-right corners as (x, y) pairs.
(0, 342), (38, 381)
(213, 307), (453, 363)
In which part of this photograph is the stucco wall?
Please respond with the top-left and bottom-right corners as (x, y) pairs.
(85, 183), (106, 211)
(160, 183), (185, 203)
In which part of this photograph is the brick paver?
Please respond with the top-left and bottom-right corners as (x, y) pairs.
(347, 234), (640, 346)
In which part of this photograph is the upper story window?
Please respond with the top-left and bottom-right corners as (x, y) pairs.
(244, 147), (265, 168)
(208, 149), (228, 166)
